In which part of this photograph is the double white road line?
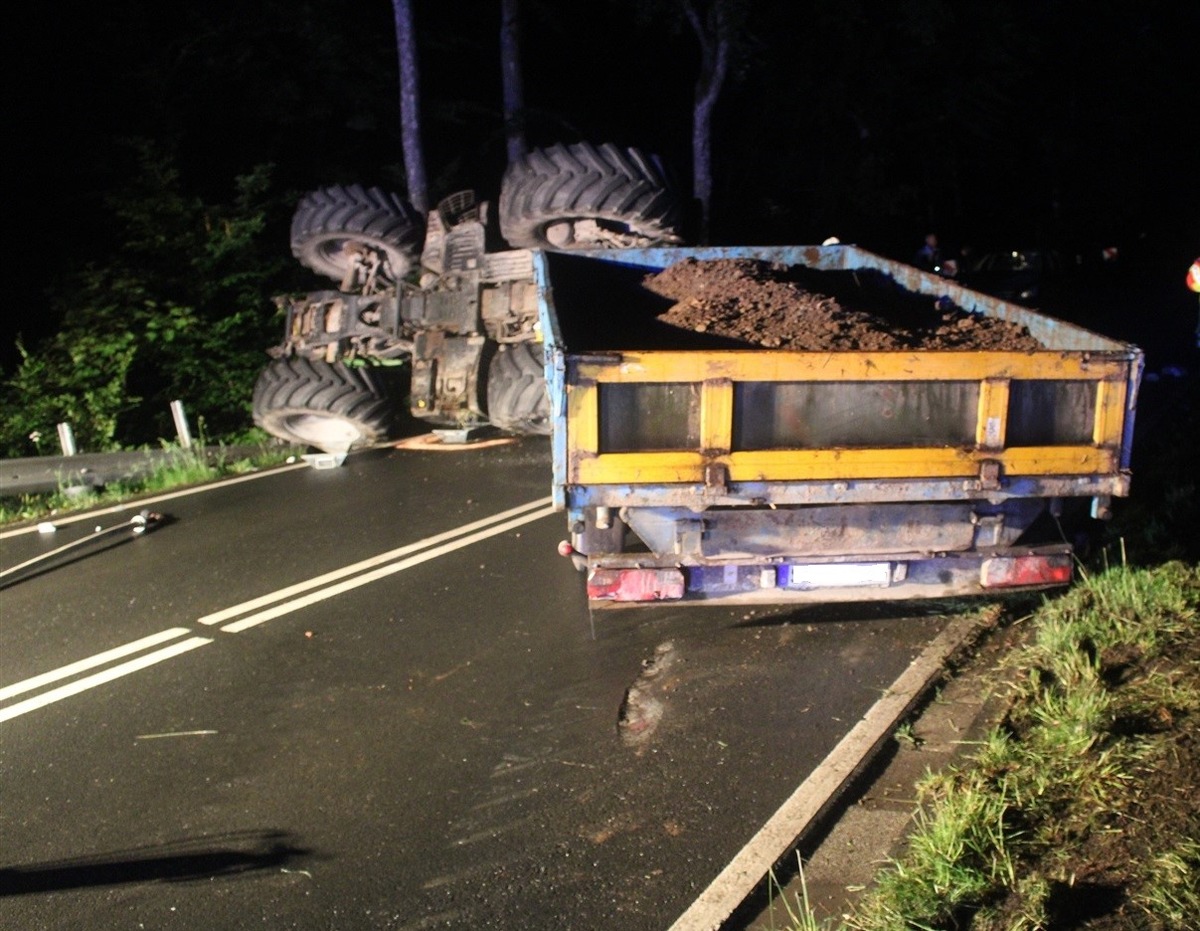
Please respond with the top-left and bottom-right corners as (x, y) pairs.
(1, 497), (555, 724)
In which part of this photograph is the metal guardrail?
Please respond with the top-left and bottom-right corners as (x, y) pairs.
(0, 446), (289, 496)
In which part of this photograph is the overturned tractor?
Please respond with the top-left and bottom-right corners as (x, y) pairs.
(252, 142), (685, 451)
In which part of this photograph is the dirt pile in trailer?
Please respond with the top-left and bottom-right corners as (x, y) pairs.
(644, 258), (1045, 351)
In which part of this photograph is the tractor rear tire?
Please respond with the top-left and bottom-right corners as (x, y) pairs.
(498, 142), (684, 251)
(290, 184), (422, 287)
(486, 342), (551, 435)
(252, 357), (396, 451)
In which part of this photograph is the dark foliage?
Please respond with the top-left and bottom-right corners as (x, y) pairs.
(4, 0), (1195, 450)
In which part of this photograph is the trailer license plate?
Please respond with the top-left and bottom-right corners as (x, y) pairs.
(778, 563), (893, 590)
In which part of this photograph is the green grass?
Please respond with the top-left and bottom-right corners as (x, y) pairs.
(776, 560), (1200, 931)
(1132, 839), (1200, 927)
(0, 438), (299, 526)
(765, 858), (838, 931)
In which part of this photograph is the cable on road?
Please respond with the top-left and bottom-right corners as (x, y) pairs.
(0, 510), (165, 586)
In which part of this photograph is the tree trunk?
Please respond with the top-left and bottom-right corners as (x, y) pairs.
(500, 0), (527, 164)
(684, 1), (730, 245)
(392, 0), (429, 214)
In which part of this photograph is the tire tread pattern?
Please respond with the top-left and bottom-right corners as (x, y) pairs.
(252, 357), (395, 448)
(290, 185), (422, 283)
(498, 142), (683, 250)
(486, 342), (551, 435)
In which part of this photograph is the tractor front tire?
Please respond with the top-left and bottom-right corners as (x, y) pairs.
(252, 357), (396, 451)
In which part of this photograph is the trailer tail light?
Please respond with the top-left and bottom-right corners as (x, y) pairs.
(587, 568), (685, 602)
(980, 554), (1072, 588)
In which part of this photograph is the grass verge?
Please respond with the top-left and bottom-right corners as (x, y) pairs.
(0, 440), (299, 526)
(776, 559), (1200, 931)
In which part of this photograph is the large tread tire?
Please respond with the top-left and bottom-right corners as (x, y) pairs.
(291, 184), (422, 286)
(252, 357), (396, 451)
(498, 142), (684, 251)
(486, 342), (551, 435)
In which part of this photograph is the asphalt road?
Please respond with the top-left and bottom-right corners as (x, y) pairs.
(0, 438), (952, 930)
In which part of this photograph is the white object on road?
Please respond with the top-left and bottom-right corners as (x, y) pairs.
(0, 511), (162, 582)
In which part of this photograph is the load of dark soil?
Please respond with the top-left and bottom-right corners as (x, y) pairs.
(644, 257), (1044, 351)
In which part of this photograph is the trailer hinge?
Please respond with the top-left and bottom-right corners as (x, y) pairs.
(979, 460), (1002, 491)
(970, 512), (1005, 547)
(704, 462), (729, 494)
(675, 518), (704, 557)
(1091, 495), (1113, 521)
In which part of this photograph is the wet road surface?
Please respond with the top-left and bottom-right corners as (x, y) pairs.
(1, 438), (950, 929)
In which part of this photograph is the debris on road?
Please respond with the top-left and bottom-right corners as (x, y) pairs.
(0, 510), (165, 586)
(618, 641), (678, 749)
(393, 434), (518, 452)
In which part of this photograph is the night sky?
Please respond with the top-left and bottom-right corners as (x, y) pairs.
(9, 0), (1199, 369)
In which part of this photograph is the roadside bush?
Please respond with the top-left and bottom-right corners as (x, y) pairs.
(0, 142), (294, 457)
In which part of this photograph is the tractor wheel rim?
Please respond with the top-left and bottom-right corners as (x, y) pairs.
(284, 414), (363, 447)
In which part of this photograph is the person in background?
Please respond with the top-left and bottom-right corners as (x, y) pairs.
(915, 233), (941, 271)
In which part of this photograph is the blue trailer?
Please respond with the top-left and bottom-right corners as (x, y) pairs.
(533, 245), (1143, 607)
